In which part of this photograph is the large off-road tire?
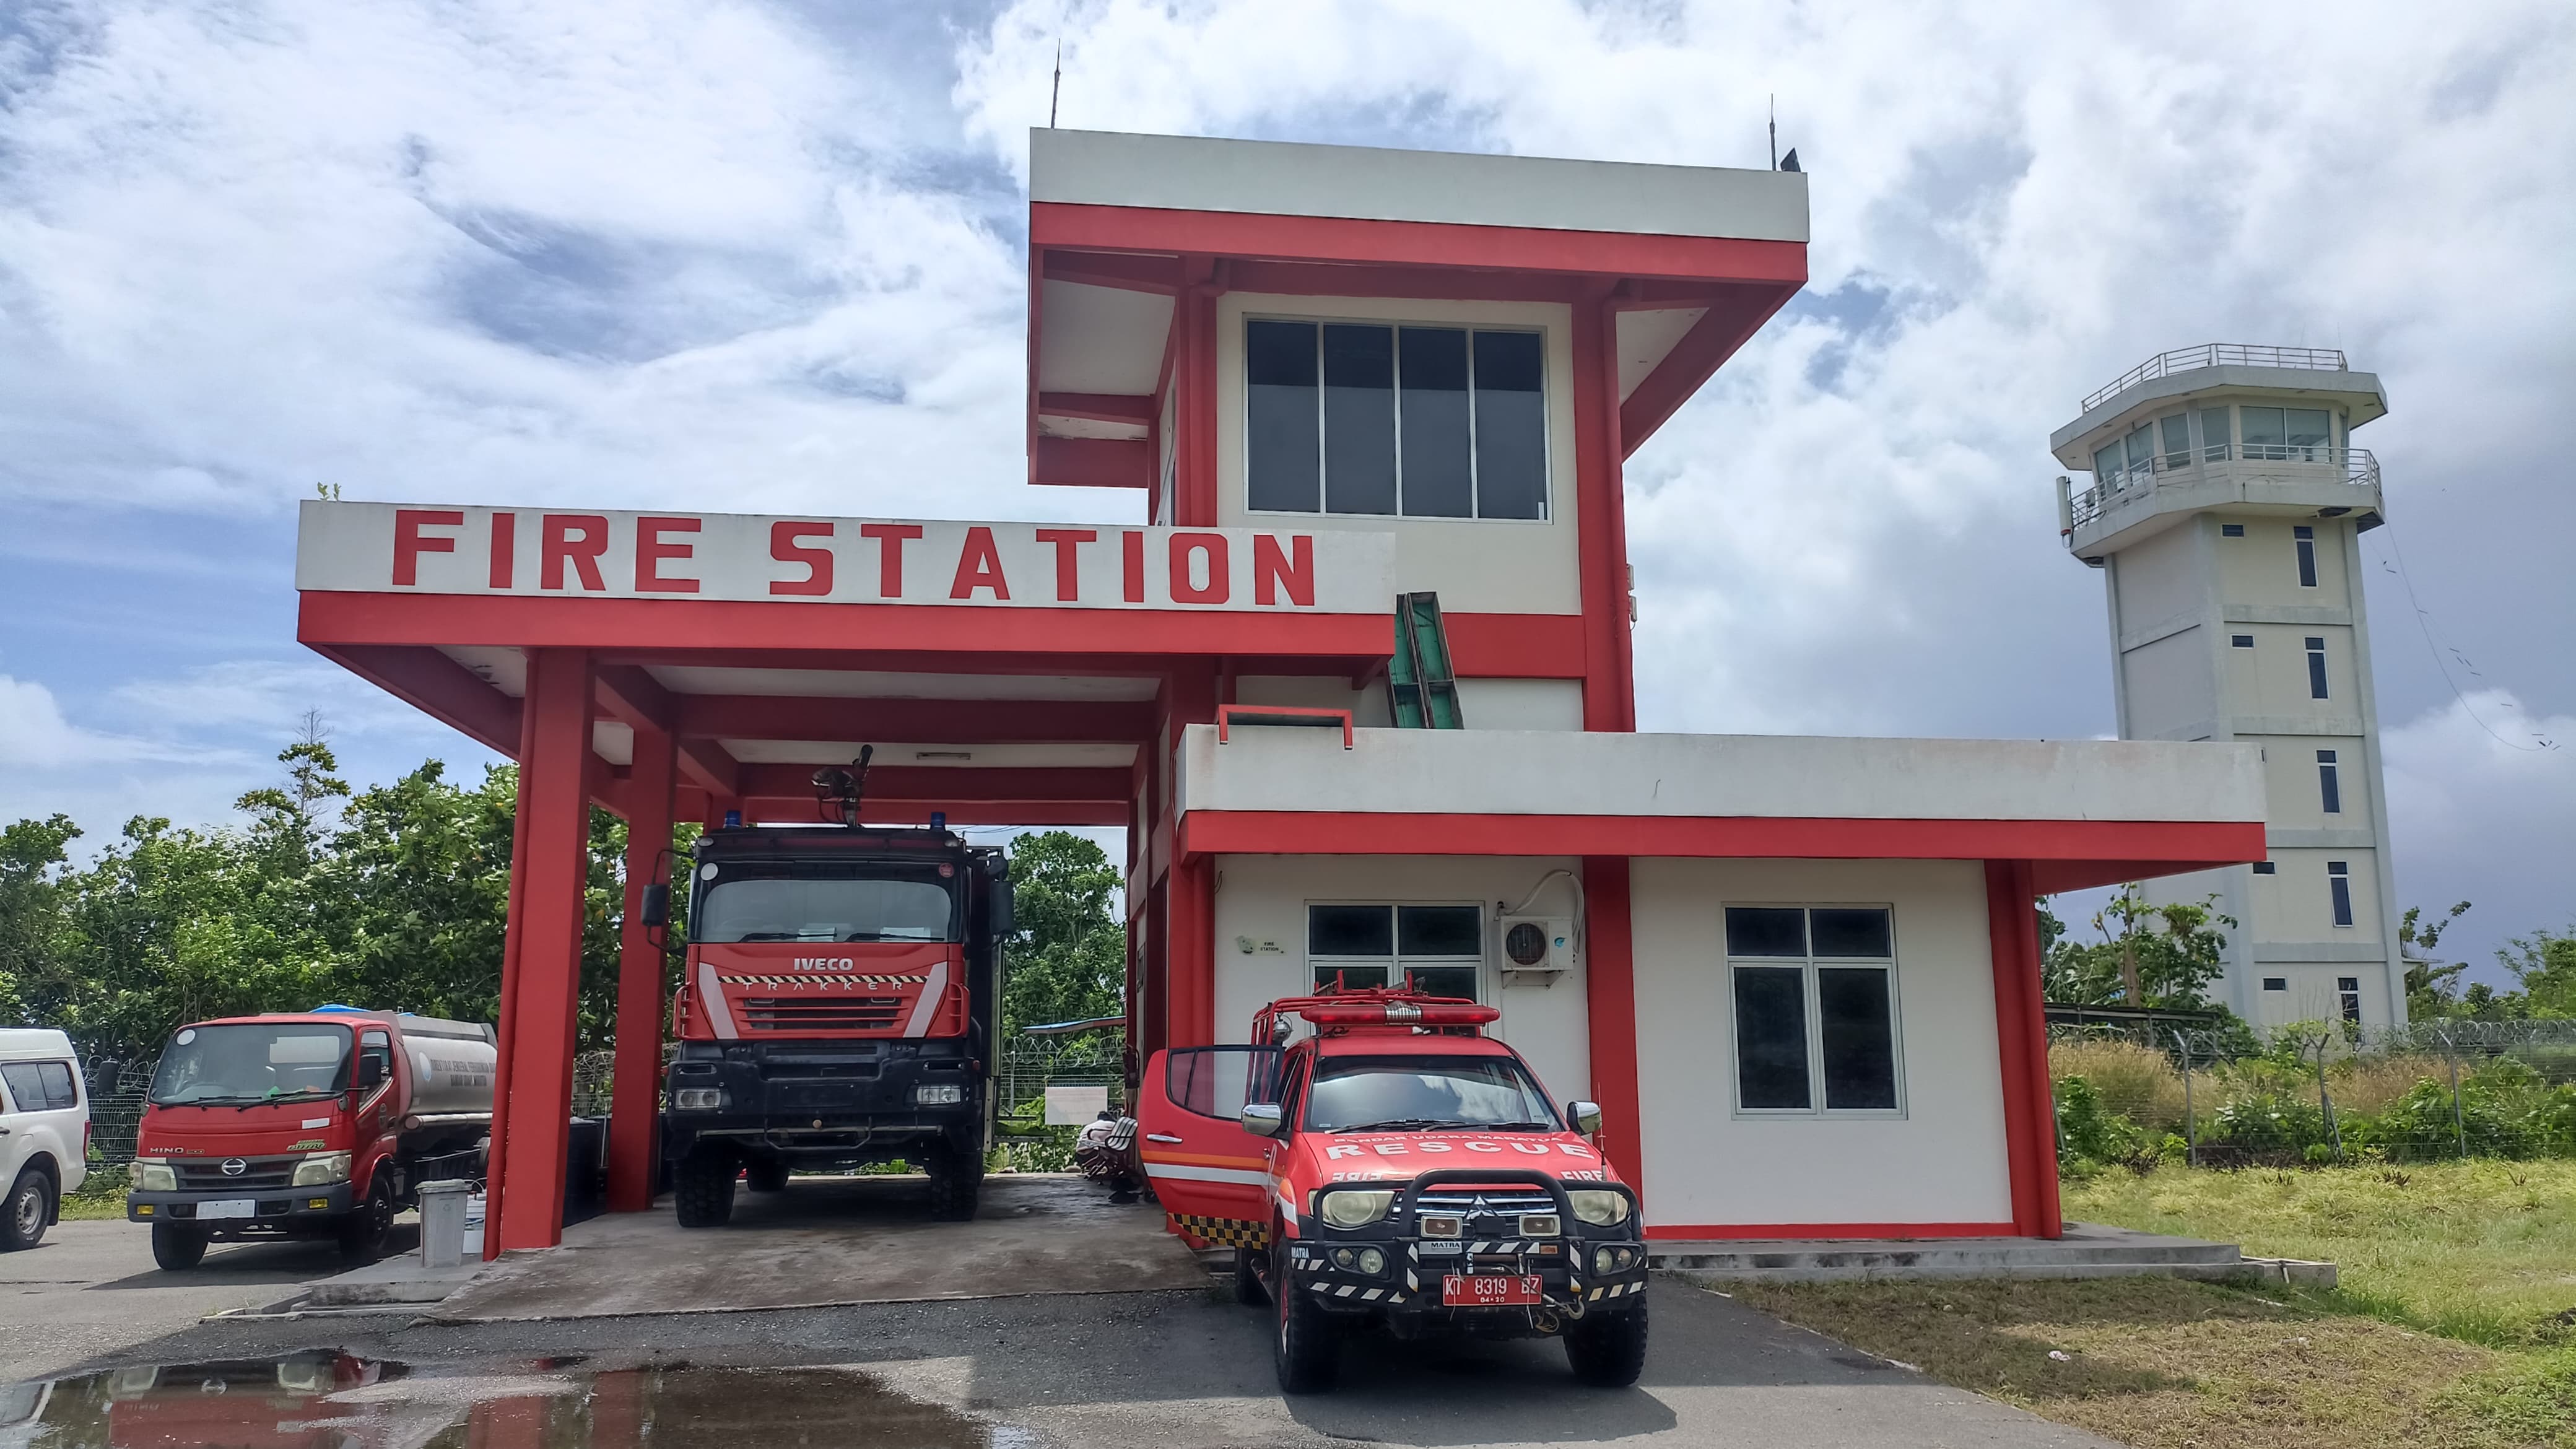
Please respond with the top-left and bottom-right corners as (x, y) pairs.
(744, 1157), (791, 1194)
(1563, 1299), (1650, 1387)
(338, 1174), (396, 1264)
(1232, 1241), (1269, 1306)
(0, 1170), (50, 1251)
(672, 1146), (739, 1229)
(150, 1222), (210, 1271)
(923, 1145), (982, 1222)
(1273, 1238), (1339, 1393)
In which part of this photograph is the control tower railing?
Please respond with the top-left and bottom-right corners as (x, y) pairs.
(2080, 344), (2349, 414)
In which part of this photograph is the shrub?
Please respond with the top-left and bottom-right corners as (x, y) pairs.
(2049, 1038), (2190, 1135)
(2329, 1055), (2448, 1116)
(2209, 1089), (2330, 1155)
(2055, 1074), (2147, 1167)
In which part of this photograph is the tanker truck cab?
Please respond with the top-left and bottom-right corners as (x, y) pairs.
(658, 806), (1009, 1229)
(1138, 988), (1650, 1394)
(126, 1010), (495, 1271)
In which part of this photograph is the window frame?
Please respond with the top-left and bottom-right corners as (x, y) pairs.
(1241, 314), (1554, 525)
(2294, 525), (2320, 588)
(2336, 976), (2364, 1024)
(1721, 903), (1907, 1120)
(2305, 637), (2330, 700)
(1304, 900), (1487, 1002)
(2317, 749), (2342, 815)
(2327, 861), (2356, 928)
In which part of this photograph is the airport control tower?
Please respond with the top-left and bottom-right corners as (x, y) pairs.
(2051, 345), (2403, 1028)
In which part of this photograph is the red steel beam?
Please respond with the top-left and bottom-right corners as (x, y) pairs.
(1033, 434), (1150, 489)
(733, 797), (1128, 829)
(733, 764), (1133, 804)
(673, 694), (1155, 744)
(1038, 391), (1157, 425)
(1618, 284), (1802, 459)
(310, 643), (520, 757)
(1041, 249), (1183, 294)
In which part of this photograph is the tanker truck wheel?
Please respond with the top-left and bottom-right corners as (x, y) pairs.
(923, 1144), (982, 1222)
(151, 1222), (210, 1271)
(672, 1145), (739, 1229)
(339, 1175), (396, 1264)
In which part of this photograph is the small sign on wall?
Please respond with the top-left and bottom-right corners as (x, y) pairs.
(1044, 1085), (1112, 1125)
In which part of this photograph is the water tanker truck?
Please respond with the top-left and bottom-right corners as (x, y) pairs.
(126, 1007), (494, 1269)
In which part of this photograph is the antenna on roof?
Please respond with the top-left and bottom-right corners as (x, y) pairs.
(1048, 37), (1062, 128)
(1769, 94), (1776, 170)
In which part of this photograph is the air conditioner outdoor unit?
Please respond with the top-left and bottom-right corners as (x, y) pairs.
(1497, 915), (1575, 984)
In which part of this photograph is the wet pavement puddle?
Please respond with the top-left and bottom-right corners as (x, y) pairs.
(1, 1352), (1032, 1447)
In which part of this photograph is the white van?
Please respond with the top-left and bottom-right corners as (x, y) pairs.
(0, 1029), (88, 1250)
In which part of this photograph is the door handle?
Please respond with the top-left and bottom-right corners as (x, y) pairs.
(1145, 1132), (1184, 1144)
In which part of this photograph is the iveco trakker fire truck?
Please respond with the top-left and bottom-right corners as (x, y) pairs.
(1136, 987), (1650, 1393)
(651, 752), (1011, 1227)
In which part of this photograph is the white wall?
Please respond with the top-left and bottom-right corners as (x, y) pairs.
(1630, 858), (2014, 1231)
(1212, 853), (1591, 1104)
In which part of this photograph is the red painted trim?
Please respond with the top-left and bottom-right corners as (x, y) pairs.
(309, 643), (519, 757)
(481, 696), (540, 1263)
(493, 647), (594, 1253)
(1645, 1222), (2022, 1242)
(1181, 262), (1220, 526)
(1569, 290), (1634, 733)
(1619, 285), (1801, 459)
(1986, 859), (2063, 1238)
(672, 694), (1155, 744)
(298, 590), (1395, 659)
(1032, 202), (1809, 284)
(1038, 391), (1157, 425)
(1042, 249), (1183, 294)
(1220, 259), (1594, 303)
(1034, 435), (1150, 489)
(607, 724), (673, 1214)
(732, 798), (1128, 828)
(1445, 612), (1587, 679)
(1179, 811), (2266, 869)
(733, 764), (1133, 803)
(1582, 857), (1644, 1196)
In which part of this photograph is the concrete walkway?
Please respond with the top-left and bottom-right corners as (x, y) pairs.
(435, 1173), (1206, 1321)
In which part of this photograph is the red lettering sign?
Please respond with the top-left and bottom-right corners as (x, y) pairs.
(858, 523), (922, 599)
(768, 521), (833, 597)
(1253, 534), (1312, 607)
(1120, 530), (1145, 603)
(1169, 532), (1229, 605)
(1032, 528), (1096, 603)
(541, 515), (609, 592)
(949, 526), (1011, 600)
(635, 516), (701, 594)
(489, 513), (515, 588)
(391, 509), (462, 586)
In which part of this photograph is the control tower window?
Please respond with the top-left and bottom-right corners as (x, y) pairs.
(2240, 406), (2333, 462)
(1246, 319), (1547, 521)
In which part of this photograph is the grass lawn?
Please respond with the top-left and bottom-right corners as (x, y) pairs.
(58, 1193), (127, 1222)
(1726, 1160), (2576, 1449)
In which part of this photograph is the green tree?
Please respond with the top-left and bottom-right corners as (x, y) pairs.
(1000, 831), (1126, 1035)
(2401, 900), (2474, 1019)
(2042, 887), (2234, 1011)
(0, 814), (80, 1027)
(2499, 928), (2576, 1019)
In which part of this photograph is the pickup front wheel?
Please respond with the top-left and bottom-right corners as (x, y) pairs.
(672, 1146), (739, 1229)
(0, 1170), (47, 1251)
(1563, 1298), (1650, 1386)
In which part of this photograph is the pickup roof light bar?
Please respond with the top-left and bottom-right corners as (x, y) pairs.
(1251, 985), (1500, 1043)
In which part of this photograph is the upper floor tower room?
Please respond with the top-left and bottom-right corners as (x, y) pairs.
(1024, 129), (1808, 655)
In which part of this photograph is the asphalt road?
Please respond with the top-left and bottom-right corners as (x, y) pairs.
(0, 1216), (410, 1379)
(7, 1270), (2120, 1448)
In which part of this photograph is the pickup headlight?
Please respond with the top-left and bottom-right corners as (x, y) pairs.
(133, 1159), (176, 1193)
(291, 1152), (352, 1188)
(672, 1088), (727, 1111)
(1318, 1189), (1393, 1228)
(1568, 1188), (1632, 1227)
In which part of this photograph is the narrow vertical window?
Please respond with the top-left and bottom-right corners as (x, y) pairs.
(1472, 331), (1547, 520)
(2317, 750), (2341, 814)
(2337, 976), (2363, 1023)
(2294, 524), (2319, 588)
(1245, 321), (1320, 513)
(2158, 413), (2192, 468)
(2242, 406), (2288, 459)
(1397, 328), (1473, 518)
(1321, 324), (1397, 516)
(2306, 637), (2330, 698)
(2287, 408), (2332, 461)
(2328, 861), (2354, 928)
(2196, 405), (2231, 461)
(1732, 967), (1812, 1110)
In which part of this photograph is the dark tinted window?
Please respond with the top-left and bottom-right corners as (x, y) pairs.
(1308, 904), (1393, 957)
(1733, 967), (1811, 1109)
(1817, 968), (1898, 1109)
(1473, 331), (1547, 519)
(1397, 905), (1481, 957)
(1247, 320), (1320, 512)
(1398, 328), (1473, 517)
(0, 1061), (77, 1111)
(1322, 324), (1397, 515)
(1809, 908), (1893, 959)
(695, 866), (958, 943)
(1724, 907), (1806, 957)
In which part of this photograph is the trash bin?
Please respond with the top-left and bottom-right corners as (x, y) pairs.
(418, 1179), (473, 1269)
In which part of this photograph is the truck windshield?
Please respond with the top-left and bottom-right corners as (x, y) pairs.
(1303, 1055), (1561, 1133)
(149, 1023), (352, 1105)
(694, 862), (960, 944)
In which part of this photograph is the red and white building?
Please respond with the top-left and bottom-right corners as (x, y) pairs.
(297, 129), (2265, 1254)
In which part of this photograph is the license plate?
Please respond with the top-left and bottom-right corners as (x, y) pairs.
(197, 1199), (256, 1220)
(1443, 1274), (1543, 1307)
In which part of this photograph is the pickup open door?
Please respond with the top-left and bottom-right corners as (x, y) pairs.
(1136, 1045), (1281, 1248)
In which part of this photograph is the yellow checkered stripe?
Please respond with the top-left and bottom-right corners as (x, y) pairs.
(713, 974), (928, 988)
(1169, 1212), (1269, 1250)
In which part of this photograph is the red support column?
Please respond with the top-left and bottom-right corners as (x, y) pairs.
(1984, 859), (2063, 1238)
(607, 724), (675, 1213)
(480, 703), (540, 1263)
(1580, 856), (1645, 1196)
(491, 646), (595, 1253)
(1167, 855), (1216, 1048)
(1569, 288), (1637, 734)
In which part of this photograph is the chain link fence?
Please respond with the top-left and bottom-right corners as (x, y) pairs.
(2049, 1017), (2576, 1169)
(998, 1032), (1126, 1118)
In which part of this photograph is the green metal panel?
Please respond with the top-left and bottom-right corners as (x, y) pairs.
(1391, 593), (1464, 729)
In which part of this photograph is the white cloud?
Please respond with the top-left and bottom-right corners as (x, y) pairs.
(0, 673), (209, 768)
(2383, 692), (2576, 973)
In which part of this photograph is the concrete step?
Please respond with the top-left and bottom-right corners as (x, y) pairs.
(1647, 1222), (2291, 1284)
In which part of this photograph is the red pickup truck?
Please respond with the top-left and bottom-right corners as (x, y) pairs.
(1137, 988), (1650, 1393)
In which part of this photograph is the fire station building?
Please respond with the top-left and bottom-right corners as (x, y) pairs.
(297, 129), (2266, 1253)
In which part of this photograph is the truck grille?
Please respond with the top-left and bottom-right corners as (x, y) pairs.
(175, 1157), (296, 1191)
(741, 996), (905, 1032)
(1414, 1190), (1557, 1235)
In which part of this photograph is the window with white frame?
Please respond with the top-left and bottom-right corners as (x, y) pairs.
(1307, 903), (1483, 1001)
(1725, 905), (1902, 1114)
(1246, 319), (1547, 521)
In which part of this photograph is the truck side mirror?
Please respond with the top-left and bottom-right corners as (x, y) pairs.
(356, 1055), (387, 1090)
(987, 877), (1015, 938)
(1567, 1100), (1603, 1135)
(1238, 1103), (1284, 1138)
(639, 883), (670, 929)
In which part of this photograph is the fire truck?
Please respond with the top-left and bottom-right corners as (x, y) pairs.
(648, 753), (1012, 1227)
(1135, 987), (1651, 1393)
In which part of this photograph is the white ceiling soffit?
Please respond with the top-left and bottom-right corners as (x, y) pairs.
(1616, 307), (1708, 401)
(443, 645), (528, 698)
(720, 741), (1141, 768)
(591, 719), (635, 766)
(1036, 414), (1151, 440)
(1038, 279), (1173, 394)
(648, 666), (1162, 702)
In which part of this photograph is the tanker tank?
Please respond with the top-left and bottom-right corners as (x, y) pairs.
(391, 1014), (498, 1118)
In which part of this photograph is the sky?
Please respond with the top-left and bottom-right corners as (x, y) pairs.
(1, 0), (2569, 981)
